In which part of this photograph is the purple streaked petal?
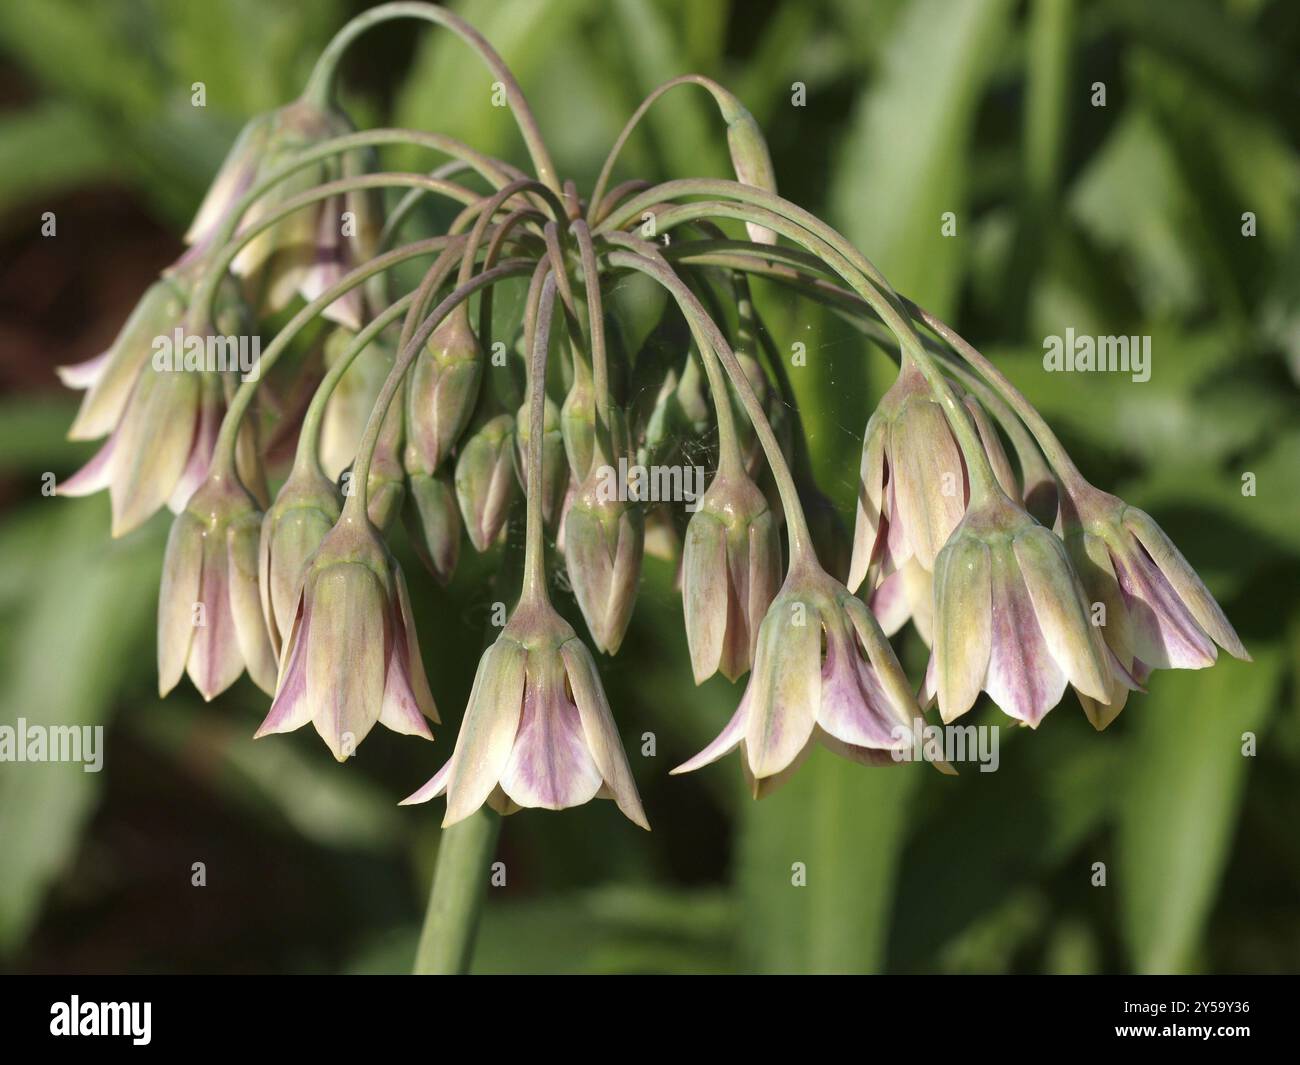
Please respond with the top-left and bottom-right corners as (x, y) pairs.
(498, 654), (603, 812)
(984, 548), (1067, 726)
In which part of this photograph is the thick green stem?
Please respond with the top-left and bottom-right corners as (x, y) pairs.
(303, 1), (560, 195)
(412, 807), (501, 974)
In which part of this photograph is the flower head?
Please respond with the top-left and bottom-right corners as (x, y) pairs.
(673, 560), (921, 797)
(681, 467), (781, 683)
(401, 599), (647, 829)
(159, 471), (277, 701)
(255, 513), (438, 761)
(927, 493), (1114, 727)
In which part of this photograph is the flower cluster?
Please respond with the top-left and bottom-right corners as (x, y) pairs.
(58, 3), (1247, 828)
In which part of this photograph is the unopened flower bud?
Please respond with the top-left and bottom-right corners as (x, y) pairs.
(455, 413), (517, 552)
(565, 454), (645, 655)
(406, 305), (482, 475)
(318, 325), (390, 481)
(682, 470), (781, 683)
(404, 468), (460, 585)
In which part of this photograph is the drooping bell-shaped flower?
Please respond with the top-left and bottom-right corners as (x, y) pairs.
(60, 367), (222, 537)
(849, 358), (1015, 637)
(158, 469), (277, 701)
(405, 304), (483, 476)
(1061, 484), (1249, 728)
(57, 253), (260, 534)
(258, 459), (341, 655)
(673, 560), (922, 798)
(401, 598), (647, 828)
(926, 492), (1116, 727)
(255, 511), (438, 761)
(455, 412), (517, 552)
(59, 272), (188, 443)
(185, 97), (377, 329)
(681, 468), (781, 683)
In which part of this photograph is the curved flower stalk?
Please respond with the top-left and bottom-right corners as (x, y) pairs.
(404, 274), (648, 826)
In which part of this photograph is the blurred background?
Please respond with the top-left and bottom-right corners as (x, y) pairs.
(0, 0), (1297, 974)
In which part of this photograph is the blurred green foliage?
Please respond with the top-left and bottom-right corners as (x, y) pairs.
(0, 0), (1296, 974)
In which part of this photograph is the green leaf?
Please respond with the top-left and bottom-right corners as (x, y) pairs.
(1116, 650), (1283, 972)
(829, 0), (1013, 317)
(0, 500), (160, 953)
(736, 747), (917, 973)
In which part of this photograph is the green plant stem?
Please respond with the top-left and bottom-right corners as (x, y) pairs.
(520, 271), (559, 605)
(210, 235), (452, 477)
(605, 247), (813, 564)
(597, 188), (1004, 503)
(344, 260), (533, 521)
(587, 74), (760, 225)
(662, 240), (1057, 493)
(604, 234), (745, 478)
(303, 1), (560, 195)
(412, 807), (501, 974)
